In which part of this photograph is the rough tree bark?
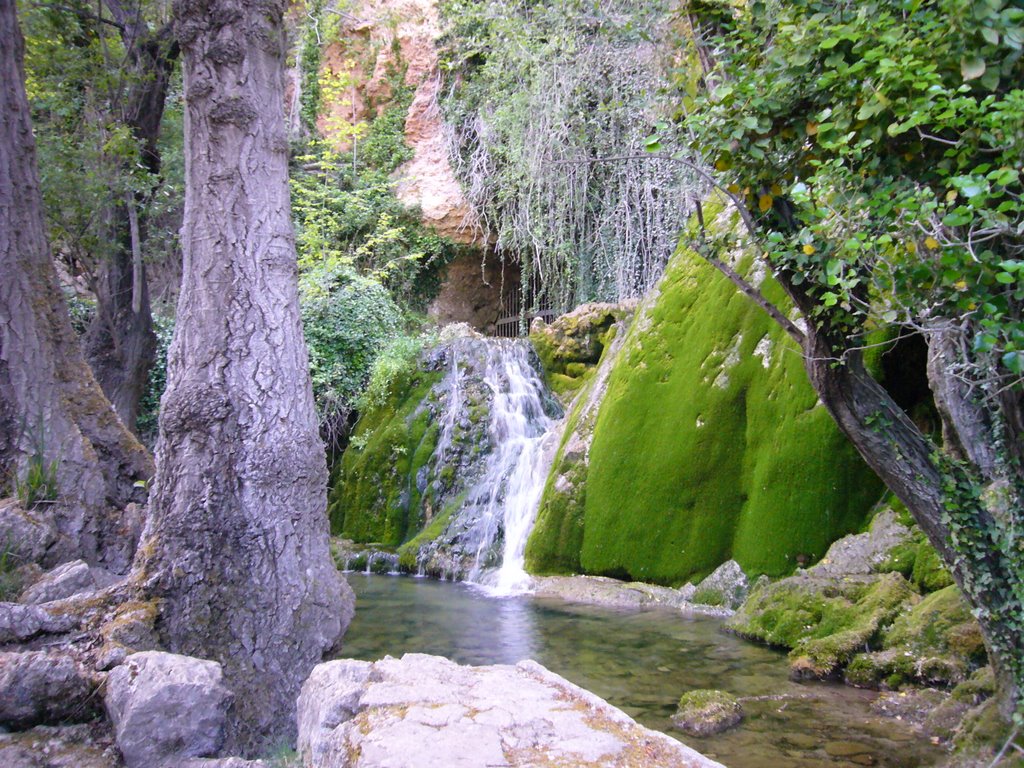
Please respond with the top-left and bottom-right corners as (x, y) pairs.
(0, 0), (153, 571)
(83, 3), (179, 432)
(136, 0), (352, 754)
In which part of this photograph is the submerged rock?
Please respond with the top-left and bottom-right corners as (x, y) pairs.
(298, 653), (724, 767)
(104, 651), (232, 768)
(673, 689), (743, 737)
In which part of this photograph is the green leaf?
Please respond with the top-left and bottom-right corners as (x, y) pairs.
(995, 271), (1016, 284)
(1002, 350), (1023, 374)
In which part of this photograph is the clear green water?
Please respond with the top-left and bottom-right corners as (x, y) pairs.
(339, 574), (947, 768)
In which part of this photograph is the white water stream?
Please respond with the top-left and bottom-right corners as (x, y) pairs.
(460, 340), (556, 596)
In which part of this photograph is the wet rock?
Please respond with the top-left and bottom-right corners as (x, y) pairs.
(104, 651), (232, 768)
(0, 499), (57, 566)
(179, 760), (271, 767)
(298, 653), (725, 767)
(691, 560), (748, 610)
(672, 690), (743, 737)
(0, 651), (100, 729)
(19, 560), (117, 605)
(824, 740), (873, 758)
(532, 574), (729, 616)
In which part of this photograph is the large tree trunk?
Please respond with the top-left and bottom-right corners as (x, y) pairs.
(136, 0), (351, 754)
(0, 0), (153, 572)
(83, 8), (178, 432)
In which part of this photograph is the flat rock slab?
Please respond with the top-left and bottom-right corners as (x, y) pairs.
(532, 575), (729, 617)
(298, 653), (724, 768)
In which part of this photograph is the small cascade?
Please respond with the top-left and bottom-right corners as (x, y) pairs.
(409, 332), (562, 592)
(461, 341), (555, 595)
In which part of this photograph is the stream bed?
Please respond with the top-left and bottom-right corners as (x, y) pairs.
(339, 573), (947, 768)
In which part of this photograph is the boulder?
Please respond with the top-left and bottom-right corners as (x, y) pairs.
(0, 651), (100, 729)
(807, 508), (911, 578)
(104, 651), (232, 768)
(0, 499), (57, 566)
(691, 560), (749, 610)
(298, 653), (724, 768)
(19, 560), (116, 604)
(673, 689), (743, 737)
(0, 602), (78, 643)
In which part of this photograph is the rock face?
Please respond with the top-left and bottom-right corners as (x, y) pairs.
(297, 653), (724, 768)
(316, 0), (484, 246)
(104, 652), (232, 768)
(0, 651), (99, 729)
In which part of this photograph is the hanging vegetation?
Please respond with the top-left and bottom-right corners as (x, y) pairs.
(438, 0), (706, 313)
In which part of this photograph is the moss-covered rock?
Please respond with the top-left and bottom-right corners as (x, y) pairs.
(672, 689), (743, 737)
(728, 572), (918, 679)
(910, 540), (955, 593)
(529, 302), (629, 401)
(564, 205), (883, 586)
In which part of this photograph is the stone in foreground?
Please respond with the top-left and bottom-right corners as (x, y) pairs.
(298, 653), (724, 768)
(104, 651), (232, 768)
(673, 689), (743, 737)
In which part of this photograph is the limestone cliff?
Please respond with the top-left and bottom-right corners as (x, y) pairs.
(312, 0), (484, 246)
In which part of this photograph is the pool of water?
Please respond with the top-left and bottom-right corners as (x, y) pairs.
(338, 574), (947, 768)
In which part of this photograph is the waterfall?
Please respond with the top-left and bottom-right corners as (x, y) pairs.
(383, 329), (561, 591)
(462, 340), (556, 596)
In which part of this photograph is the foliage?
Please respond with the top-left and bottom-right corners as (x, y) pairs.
(358, 331), (437, 412)
(678, 0), (1023, 378)
(14, 441), (59, 509)
(22, 0), (181, 284)
(300, 263), (404, 449)
(438, 0), (703, 312)
(676, 0), (1024, 715)
(136, 312), (175, 445)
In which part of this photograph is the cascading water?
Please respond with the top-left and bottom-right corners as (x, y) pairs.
(408, 331), (562, 594)
(462, 341), (556, 595)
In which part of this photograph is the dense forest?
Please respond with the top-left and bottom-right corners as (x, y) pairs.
(1, 0), (1022, 765)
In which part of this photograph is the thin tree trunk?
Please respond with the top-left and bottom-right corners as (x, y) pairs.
(83, 8), (178, 433)
(0, 0), (154, 571)
(137, 0), (351, 754)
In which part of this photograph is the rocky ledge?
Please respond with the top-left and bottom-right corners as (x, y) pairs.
(298, 653), (724, 768)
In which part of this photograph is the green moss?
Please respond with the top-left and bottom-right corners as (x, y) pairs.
(691, 586), (727, 607)
(578, 213), (883, 586)
(954, 699), (1019, 754)
(911, 540), (955, 593)
(327, 367), (442, 545)
(728, 572), (917, 678)
(396, 492), (465, 571)
(884, 585), (987, 663)
(951, 667), (996, 705)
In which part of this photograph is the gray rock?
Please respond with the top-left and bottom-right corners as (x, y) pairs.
(0, 499), (56, 566)
(104, 651), (232, 768)
(297, 653), (724, 768)
(0, 651), (99, 728)
(0, 603), (78, 644)
(19, 560), (116, 604)
(808, 508), (911, 578)
(692, 560), (749, 610)
(178, 760), (272, 767)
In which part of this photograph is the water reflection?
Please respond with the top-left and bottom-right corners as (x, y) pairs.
(339, 574), (946, 768)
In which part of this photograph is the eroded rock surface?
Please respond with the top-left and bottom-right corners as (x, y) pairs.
(0, 651), (100, 729)
(104, 651), (232, 768)
(19, 560), (117, 605)
(298, 653), (724, 767)
(0, 499), (57, 566)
